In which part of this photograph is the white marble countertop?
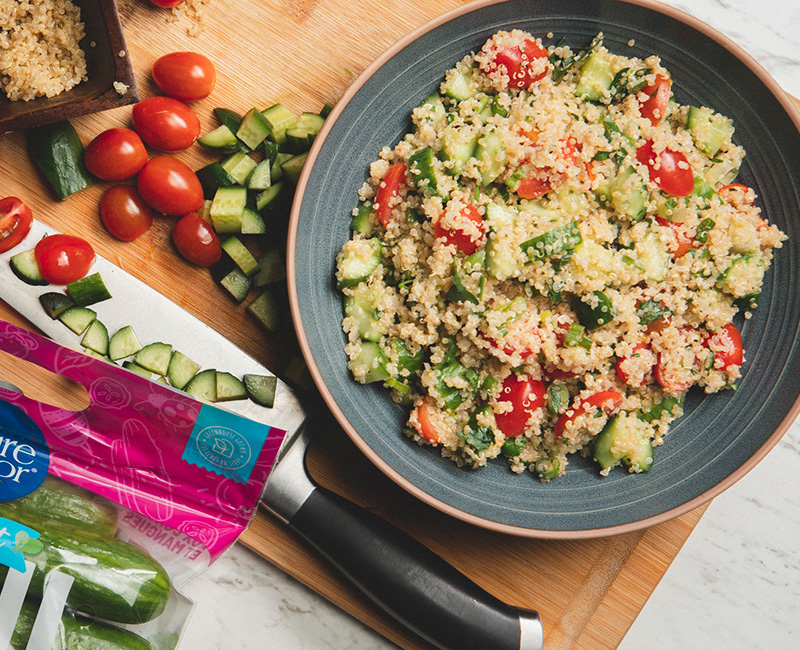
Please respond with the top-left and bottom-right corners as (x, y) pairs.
(180, 1), (800, 648)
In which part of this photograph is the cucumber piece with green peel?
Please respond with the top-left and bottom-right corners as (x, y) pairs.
(220, 151), (258, 185)
(247, 290), (280, 332)
(219, 266), (253, 302)
(270, 152), (293, 182)
(574, 290), (616, 329)
(184, 368), (218, 401)
(575, 51), (615, 101)
(280, 152), (307, 185)
(241, 206), (267, 234)
(122, 361), (155, 380)
(336, 238), (382, 288)
(167, 350), (201, 390)
(247, 159), (272, 191)
(408, 147), (440, 195)
(196, 162), (238, 199)
(593, 414), (654, 472)
(221, 236), (260, 277)
(344, 286), (385, 341)
(27, 119), (94, 200)
(210, 186), (247, 233)
(350, 201), (375, 235)
(687, 105), (734, 157)
(59, 306), (97, 335)
(236, 107), (272, 150)
(262, 103), (297, 145)
(134, 342), (173, 376)
(475, 131), (506, 186)
(610, 166), (648, 221)
(442, 67), (477, 101)
(255, 181), (287, 214)
(67, 272), (112, 306)
(198, 123), (240, 154)
(108, 325), (141, 361)
(439, 125), (479, 177)
(40, 291), (75, 319)
(244, 374), (278, 407)
(9, 249), (47, 285)
(81, 318), (109, 355)
(253, 248), (286, 287)
(215, 371), (248, 401)
(350, 341), (391, 383)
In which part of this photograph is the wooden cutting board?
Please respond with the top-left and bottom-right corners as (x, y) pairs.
(0, 0), (730, 647)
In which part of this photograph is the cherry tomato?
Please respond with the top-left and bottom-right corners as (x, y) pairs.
(654, 354), (693, 393)
(148, 0), (186, 7)
(493, 374), (546, 438)
(434, 204), (485, 254)
(0, 196), (33, 254)
(512, 139), (575, 199)
(153, 52), (216, 102)
(636, 140), (695, 197)
(705, 323), (743, 369)
(137, 156), (203, 216)
(84, 128), (148, 181)
(514, 174), (553, 199)
(544, 367), (579, 380)
(718, 183), (754, 209)
(171, 212), (222, 267)
(654, 330), (702, 394)
(655, 216), (693, 258)
(34, 234), (95, 284)
(374, 161), (407, 226)
(411, 398), (441, 443)
(615, 342), (655, 386)
(554, 390), (623, 438)
(100, 185), (155, 242)
(131, 96), (200, 152)
(638, 74), (672, 125)
(484, 37), (549, 89)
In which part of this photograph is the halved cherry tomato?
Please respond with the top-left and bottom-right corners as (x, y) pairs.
(434, 204), (485, 254)
(0, 196), (33, 254)
(554, 390), (623, 438)
(153, 52), (216, 102)
(655, 216), (693, 258)
(654, 330), (702, 393)
(171, 212), (222, 267)
(705, 323), (743, 370)
(484, 38), (549, 89)
(615, 342), (654, 386)
(544, 367), (579, 380)
(493, 374), (546, 438)
(84, 128), (148, 181)
(638, 74), (672, 125)
(411, 398), (441, 443)
(515, 174), (553, 199)
(636, 140), (694, 197)
(512, 138), (576, 199)
(131, 96), (200, 152)
(34, 234), (95, 284)
(137, 156), (204, 216)
(100, 185), (155, 242)
(374, 161), (407, 227)
(718, 183), (754, 209)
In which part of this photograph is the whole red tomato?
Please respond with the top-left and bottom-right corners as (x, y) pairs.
(493, 374), (546, 438)
(100, 185), (155, 242)
(137, 156), (203, 215)
(34, 234), (95, 284)
(84, 128), (148, 181)
(131, 96), (200, 152)
(172, 212), (222, 267)
(0, 196), (33, 254)
(153, 52), (216, 102)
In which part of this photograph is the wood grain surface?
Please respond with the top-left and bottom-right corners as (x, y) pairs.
(0, 1), (740, 648)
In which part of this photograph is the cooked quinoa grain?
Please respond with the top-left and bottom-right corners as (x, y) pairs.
(337, 31), (787, 481)
(0, 0), (87, 102)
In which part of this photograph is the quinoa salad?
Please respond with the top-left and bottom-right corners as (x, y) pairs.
(335, 30), (787, 480)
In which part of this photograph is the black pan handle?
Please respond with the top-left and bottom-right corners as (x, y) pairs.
(288, 484), (543, 650)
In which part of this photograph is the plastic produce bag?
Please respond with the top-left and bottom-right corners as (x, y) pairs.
(0, 321), (286, 650)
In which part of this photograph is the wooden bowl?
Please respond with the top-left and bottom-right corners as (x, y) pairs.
(0, 0), (138, 133)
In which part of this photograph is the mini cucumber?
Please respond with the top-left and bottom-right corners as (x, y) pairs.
(108, 325), (141, 361)
(58, 306), (97, 335)
(243, 374), (277, 407)
(9, 249), (47, 285)
(27, 120), (94, 200)
(81, 318), (109, 355)
(215, 371), (248, 401)
(11, 600), (154, 650)
(167, 350), (201, 390)
(134, 342), (173, 376)
(1, 475), (118, 538)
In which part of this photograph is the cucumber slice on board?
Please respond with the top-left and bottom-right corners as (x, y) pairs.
(167, 350), (201, 390)
(216, 371), (248, 401)
(184, 368), (217, 401)
(81, 319), (109, 355)
(67, 272), (112, 306)
(40, 292), (75, 319)
(9, 249), (47, 285)
(108, 325), (142, 361)
(220, 236), (260, 277)
(247, 290), (279, 332)
(58, 306), (97, 335)
(134, 342), (173, 376)
(243, 374), (278, 407)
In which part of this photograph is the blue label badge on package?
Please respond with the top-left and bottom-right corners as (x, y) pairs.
(0, 517), (41, 573)
(0, 400), (50, 502)
(182, 404), (272, 484)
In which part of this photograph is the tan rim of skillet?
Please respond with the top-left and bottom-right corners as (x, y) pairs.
(287, 0), (800, 539)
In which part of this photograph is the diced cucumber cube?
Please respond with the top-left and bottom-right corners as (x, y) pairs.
(196, 162), (238, 199)
(253, 248), (286, 287)
(336, 238), (382, 288)
(219, 267), (252, 302)
(240, 207), (267, 235)
(210, 186), (248, 234)
(122, 361), (155, 380)
(220, 236), (260, 277)
(280, 152), (307, 185)
(247, 290), (279, 332)
(247, 159), (272, 191)
(198, 124), (240, 154)
(261, 103), (297, 145)
(40, 292), (75, 319)
(9, 249), (47, 286)
(687, 106), (734, 157)
(81, 319), (109, 355)
(220, 152), (258, 185)
(270, 152), (293, 183)
(575, 51), (615, 101)
(344, 286), (385, 342)
(66, 272), (112, 307)
(350, 341), (391, 383)
(236, 107), (272, 150)
(58, 307), (96, 335)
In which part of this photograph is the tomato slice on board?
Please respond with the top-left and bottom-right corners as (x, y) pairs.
(486, 38), (549, 89)
(34, 234), (95, 284)
(636, 140), (695, 197)
(637, 74), (672, 125)
(554, 390), (623, 438)
(705, 323), (743, 370)
(0, 196), (33, 254)
(492, 374), (546, 438)
(374, 161), (407, 227)
(433, 204), (485, 254)
(172, 212), (222, 267)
